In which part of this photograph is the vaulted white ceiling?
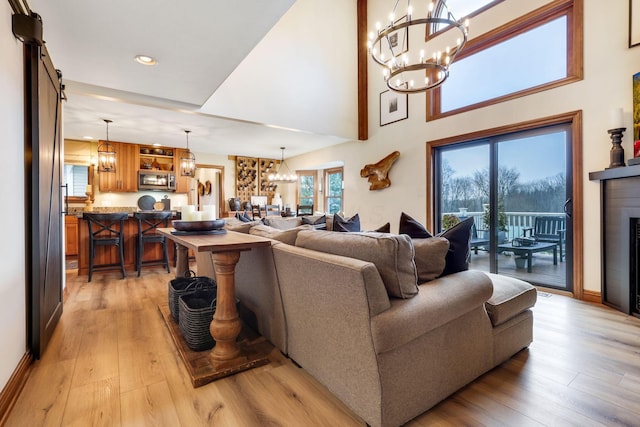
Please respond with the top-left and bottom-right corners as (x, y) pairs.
(28, 0), (358, 159)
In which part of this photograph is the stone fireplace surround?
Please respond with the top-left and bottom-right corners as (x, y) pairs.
(589, 165), (640, 317)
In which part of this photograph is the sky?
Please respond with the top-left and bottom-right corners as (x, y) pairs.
(441, 131), (567, 183)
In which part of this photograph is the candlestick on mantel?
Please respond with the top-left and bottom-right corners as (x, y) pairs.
(607, 127), (626, 169)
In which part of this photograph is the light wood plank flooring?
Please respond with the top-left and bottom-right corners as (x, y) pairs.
(5, 268), (640, 426)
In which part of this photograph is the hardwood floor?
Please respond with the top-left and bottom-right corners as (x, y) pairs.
(5, 269), (640, 426)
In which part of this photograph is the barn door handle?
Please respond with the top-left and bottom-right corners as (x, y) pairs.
(61, 184), (68, 214)
(563, 198), (572, 219)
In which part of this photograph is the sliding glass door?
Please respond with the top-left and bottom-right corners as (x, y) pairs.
(435, 124), (572, 290)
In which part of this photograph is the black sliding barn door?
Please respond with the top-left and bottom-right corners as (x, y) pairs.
(25, 42), (63, 358)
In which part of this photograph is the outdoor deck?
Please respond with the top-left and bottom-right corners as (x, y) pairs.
(469, 248), (566, 289)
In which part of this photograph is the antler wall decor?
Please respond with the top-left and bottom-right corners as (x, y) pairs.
(360, 151), (400, 191)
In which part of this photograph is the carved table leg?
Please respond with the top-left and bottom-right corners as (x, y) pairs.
(210, 251), (243, 362)
(175, 243), (189, 277)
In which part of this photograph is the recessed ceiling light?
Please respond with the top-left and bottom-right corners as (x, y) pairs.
(134, 55), (157, 66)
(152, 143), (161, 147)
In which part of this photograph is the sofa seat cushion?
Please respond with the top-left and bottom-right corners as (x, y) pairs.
(249, 224), (312, 245)
(484, 273), (537, 327)
(295, 229), (418, 298)
(371, 270), (493, 353)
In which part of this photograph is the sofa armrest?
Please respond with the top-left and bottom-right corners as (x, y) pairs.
(271, 243), (390, 422)
(371, 270), (493, 354)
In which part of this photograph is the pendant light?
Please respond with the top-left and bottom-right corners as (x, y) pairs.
(97, 119), (116, 173)
(180, 130), (196, 176)
(267, 147), (297, 183)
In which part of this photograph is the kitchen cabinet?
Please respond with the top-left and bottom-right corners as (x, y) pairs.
(65, 215), (78, 256)
(98, 142), (139, 192)
(174, 148), (191, 193)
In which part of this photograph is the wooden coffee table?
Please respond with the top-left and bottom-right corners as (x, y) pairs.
(497, 241), (558, 273)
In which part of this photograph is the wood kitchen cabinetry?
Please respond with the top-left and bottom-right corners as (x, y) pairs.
(98, 141), (140, 192)
(174, 148), (191, 193)
(64, 215), (78, 256)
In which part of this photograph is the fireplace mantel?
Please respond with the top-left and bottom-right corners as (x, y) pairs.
(589, 164), (640, 181)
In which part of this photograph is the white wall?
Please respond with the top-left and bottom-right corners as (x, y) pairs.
(287, 0), (639, 294)
(0, 0), (27, 390)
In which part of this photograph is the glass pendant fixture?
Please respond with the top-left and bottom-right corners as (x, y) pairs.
(180, 129), (196, 176)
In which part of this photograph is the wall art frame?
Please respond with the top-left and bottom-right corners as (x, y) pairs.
(630, 0), (640, 47)
(380, 88), (408, 126)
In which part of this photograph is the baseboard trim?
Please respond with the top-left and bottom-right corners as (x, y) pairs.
(582, 290), (602, 304)
(0, 352), (33, 427)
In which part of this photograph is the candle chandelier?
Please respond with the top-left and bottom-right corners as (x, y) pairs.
(180, 130), (196, 177)
(368, 0), (469, 94)
(97, 119), (116, 173)
(268, 147), (297, 183)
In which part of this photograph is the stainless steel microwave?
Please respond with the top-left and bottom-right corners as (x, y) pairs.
(138, 171), (176, 191)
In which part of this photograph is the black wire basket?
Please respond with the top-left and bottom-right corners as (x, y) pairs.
(178, 289), (217, 351)
(168, 270), (216, 323)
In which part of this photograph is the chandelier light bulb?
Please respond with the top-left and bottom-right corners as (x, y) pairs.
(407, 6), (413, 17)
(376, 21), (381, 31)
(409, 80), (414, 88)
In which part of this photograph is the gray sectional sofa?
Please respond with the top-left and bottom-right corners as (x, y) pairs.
(224, 219), (537, 427)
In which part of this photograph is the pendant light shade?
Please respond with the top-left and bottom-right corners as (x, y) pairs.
(180, 130), (196, 177)
(97, 119), (116, 173)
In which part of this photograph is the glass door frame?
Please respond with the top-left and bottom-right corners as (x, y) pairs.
(427, 111), (584, 297)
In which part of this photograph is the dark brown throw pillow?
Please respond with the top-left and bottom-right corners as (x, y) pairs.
(333, 213), (361, 232)
(437, 216), (474, 276)
(373, 222), (391, 233)
(399, 212), (432, 238)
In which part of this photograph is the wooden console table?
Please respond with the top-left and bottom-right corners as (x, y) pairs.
(158, 228), (272, 386)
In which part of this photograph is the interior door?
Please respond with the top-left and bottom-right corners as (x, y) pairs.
(26, 43), (63, 358)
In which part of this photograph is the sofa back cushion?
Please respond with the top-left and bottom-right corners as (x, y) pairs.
(262, 216), (303, 230)
(412, 237), (449, 283)
(249, 224), (312, 245)
(295, 229), (418, 298)
(225, 218), (263, 233)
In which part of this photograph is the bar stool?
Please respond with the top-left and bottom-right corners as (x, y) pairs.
(134, 211), (173, 276)
(83, 212), (128, 282)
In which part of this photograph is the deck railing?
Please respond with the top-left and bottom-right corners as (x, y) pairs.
(443, 211), (565, 241)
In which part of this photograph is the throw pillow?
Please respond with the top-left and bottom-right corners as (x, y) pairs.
(373, 222), (391, 233)
(235, 211), (252, 222)
(399, 212), (432, 238)
(437, 216), (474, 276)
(295, 229), (418, 298)
(301, 214), (326, 225)
(333, 213), (361, 232)
(412, 237), (449, 282)
(301, 214), (327, 230)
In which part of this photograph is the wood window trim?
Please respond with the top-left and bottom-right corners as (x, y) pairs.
(426, 110), (583, 299)
(324, 167), (344, 213)
(296, 170), (318, 207)
(426, 0), (583, 121)
(64, 164), (95, 204)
